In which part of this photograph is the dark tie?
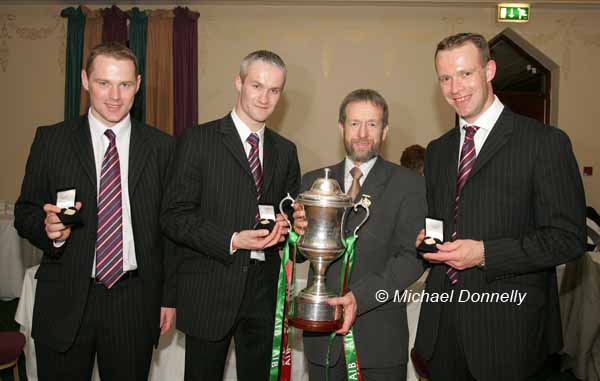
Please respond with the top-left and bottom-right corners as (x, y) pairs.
(347, 166), (363, 200)
(447, 125), (479, 285)
(247, 133), (262, 221)
(95, 129), (124, 288)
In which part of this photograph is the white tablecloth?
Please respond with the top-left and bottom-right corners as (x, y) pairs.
(14, 266), (310, 381)
(15, 264), (425, 380)
(0, 213), (42, 299)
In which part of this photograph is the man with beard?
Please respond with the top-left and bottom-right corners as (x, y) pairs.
(293, 89), (426, 380)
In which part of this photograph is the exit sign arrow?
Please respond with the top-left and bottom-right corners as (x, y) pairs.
(498, 3), (530, 23)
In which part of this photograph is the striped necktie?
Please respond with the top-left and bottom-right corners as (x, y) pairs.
(447, 125), (479, 285)
(247, 133), (262, 221)
(95, 129), (124, 288)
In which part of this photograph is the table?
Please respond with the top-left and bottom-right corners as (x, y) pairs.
(15, 264), (426, 380)
(0, 213), (42, 300)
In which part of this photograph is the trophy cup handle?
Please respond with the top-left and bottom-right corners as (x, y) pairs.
(279, 193), (296, 229)
(352, 194), (371, 236)
(340, 205), (348, 241)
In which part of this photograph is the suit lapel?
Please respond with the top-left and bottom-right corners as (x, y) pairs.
(445, 128), (460, 190)
(129, 119), (151, 196)
(328, 158), (387, 201)
(469, 108), (514, 179)
(261, 129), (279, 197)
(345, 157), (387, 229)
(71, 116), (97, 190)
(329, 161), (345, 192)
(325, 160), (360, 234)
(219, 115), (253, 181)
(441, 128), (460, 220)
(357, 157), (387, 204)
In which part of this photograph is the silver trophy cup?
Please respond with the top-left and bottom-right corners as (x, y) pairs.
(279, 168), (370, 332)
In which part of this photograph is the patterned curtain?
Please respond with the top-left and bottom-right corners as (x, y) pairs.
(60, 6), (199, 136)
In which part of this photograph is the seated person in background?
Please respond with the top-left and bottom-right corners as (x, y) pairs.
(400, 144), (425, 175)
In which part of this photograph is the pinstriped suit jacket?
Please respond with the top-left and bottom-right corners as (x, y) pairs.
(14, 115), (176, 352)
(414, 108), (586, 381)
(160, 114), (300, 340)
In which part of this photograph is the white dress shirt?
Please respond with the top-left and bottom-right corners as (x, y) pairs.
(458, 95), (505, 160)
(231, 109), (265, 165)
(344, 156), (378, 193)
(88, 110), (137, 276)
(230, 109), (266, 260)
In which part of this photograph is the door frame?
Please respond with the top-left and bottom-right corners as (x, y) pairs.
(489, 28), (560, 126)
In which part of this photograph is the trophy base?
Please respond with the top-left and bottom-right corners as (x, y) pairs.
(288, 296), (343, 332)
(288, 316), (342, 332)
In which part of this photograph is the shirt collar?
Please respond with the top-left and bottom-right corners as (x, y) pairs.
(87, 108), (131, 141)
(231, 109), (265, 143)
(344, 155), (378, 179)
(459, 95), (504, 132)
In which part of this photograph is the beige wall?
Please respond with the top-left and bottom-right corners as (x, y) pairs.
(1, 3), (599, 208)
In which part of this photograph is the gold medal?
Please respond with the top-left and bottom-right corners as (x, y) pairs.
(424, 237), (436, 245)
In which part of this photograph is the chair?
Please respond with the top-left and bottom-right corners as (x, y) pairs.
(0, 332), (25, 380)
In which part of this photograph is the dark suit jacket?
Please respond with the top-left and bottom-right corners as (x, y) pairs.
(301, 158), (426, 368)
(160, 114), (300, 340)
(14, 115), (176, 352)
(414, 108), (586, 381)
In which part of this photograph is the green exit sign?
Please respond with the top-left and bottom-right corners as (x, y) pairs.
(497, 3), (530, 23)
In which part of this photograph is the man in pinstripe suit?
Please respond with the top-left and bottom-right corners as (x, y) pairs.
(413, 33), (587, 380)
(161, 50), (300, 380)
(14, 42), (176, 380)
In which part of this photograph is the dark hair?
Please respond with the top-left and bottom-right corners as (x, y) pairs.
(338, 89), (389, 127)
(85, 42), (139, 76)
(435, 33), (490, 65)
(400, 144), (425, 171)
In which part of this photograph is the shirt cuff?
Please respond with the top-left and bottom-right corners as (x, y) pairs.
(53, 239), (66, 248)
(230, 233), (238, 255)
(477, 241), (486, 268)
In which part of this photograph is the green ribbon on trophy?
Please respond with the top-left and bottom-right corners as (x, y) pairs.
(270, 232), (363, 381)
(269, 231), (299, 381)
(325, 234), (363, 381)
(270, 177), (371, 381)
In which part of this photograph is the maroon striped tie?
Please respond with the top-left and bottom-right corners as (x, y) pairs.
(447, 125), (479, 285)
(247, 133), (262, 221)
(95, 129), (124, 288)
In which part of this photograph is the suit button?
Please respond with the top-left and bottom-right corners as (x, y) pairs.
(242, 266), (248, 273)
